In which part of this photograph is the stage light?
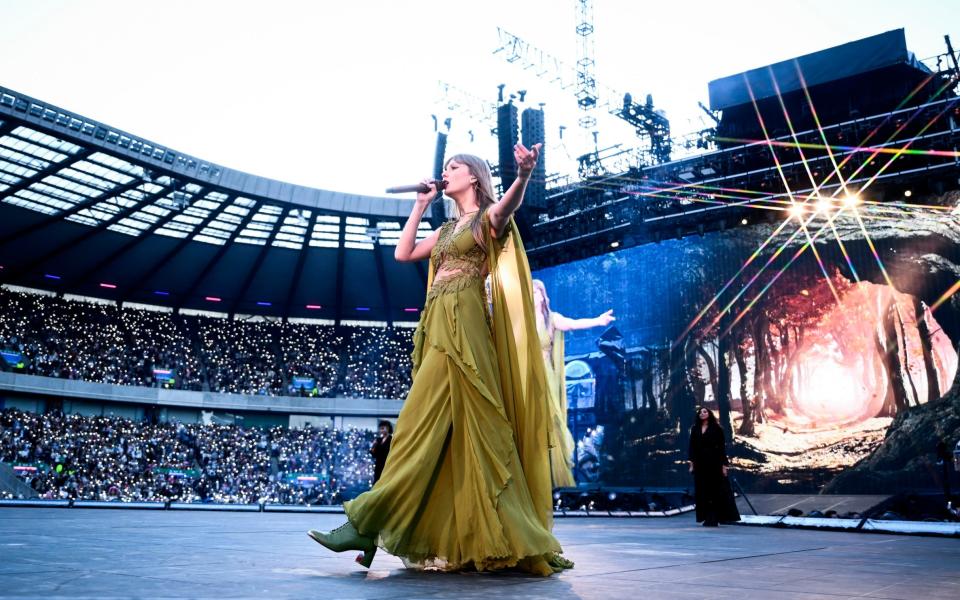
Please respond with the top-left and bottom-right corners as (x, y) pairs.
(842, 192), (862, 207)
(403, 308), (419, 313)
(99, 283), (117, 289)
(815, 197), (832, 213)
(904, 189), (912, 197)
(256, 301), (271, 307)
(205, 296), (221, 302)
(44, 273), (61, 280)
(788, 204), (805, 218)
(610, 241), (620, 248)
(741, 218), (749, 225)
(305, 304), (322, 310)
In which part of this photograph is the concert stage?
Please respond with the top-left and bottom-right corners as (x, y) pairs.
(0, 508), (956, 599)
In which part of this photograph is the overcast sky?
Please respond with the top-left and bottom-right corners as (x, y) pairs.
(1, 0), (956, 196)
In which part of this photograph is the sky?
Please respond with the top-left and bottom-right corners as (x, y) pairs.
(1, 0), (957, 196)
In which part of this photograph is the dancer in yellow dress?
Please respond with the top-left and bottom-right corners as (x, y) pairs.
(531, 279), (614, 488)
(308, 144), (572, 576)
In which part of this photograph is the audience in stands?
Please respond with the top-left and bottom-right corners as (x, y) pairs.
(0, 288), (413, 400)
(0, 408), (376, 505)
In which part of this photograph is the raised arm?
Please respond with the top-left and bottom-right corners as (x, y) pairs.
(394, 179), (441, 263)
(488, 143), (541, 237)
(552, 309), (615, 332)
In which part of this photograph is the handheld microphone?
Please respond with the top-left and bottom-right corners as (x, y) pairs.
(385, 180), (447, 194)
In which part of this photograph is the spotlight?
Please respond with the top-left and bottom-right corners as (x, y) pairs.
(815, 197), (832, 213)
(842, 192), (862, 207)
(740, 218), (749, 226)
(788, 204), (805, 218)
(610, 241), (620, 248)
(904, 190), (912, 198)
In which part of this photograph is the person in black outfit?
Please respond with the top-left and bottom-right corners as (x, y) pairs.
(370, 420), (393, 484)
(688, 406), (740, 527)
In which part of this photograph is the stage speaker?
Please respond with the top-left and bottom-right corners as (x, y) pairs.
(430, 132), (448, 227)
(521, 106), (546, 211)
(497, 103), (519, 193)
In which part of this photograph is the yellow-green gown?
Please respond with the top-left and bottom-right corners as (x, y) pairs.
(537, 316), (577, 488)
(343, 212), (561, 572)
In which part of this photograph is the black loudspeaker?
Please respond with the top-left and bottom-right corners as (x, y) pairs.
(497, 103), (519, 193)
(521, 107), (546, 211)
(430, 132), (448, 227)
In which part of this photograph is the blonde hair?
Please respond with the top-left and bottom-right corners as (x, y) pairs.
(445, 153), (497, 253)
(531, 278), (554, 338)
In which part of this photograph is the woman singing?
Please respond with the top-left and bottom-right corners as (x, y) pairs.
(308, 144), (572, 576)
(531, 280), (614, 488)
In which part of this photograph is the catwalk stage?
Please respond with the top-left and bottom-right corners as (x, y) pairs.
(0, 509), (956, 599)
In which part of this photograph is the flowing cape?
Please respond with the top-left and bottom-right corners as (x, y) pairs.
(547, 318), (577, 487)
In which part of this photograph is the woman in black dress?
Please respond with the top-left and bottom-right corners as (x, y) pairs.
(370, 420), (392, 484)
(688, 407), (740, 526)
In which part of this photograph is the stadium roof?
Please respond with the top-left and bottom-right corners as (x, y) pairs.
(0, 86), (437, 323)
(708, 29), (930, 111)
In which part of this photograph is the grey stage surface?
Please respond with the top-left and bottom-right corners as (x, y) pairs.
(0, 509), (957, 599)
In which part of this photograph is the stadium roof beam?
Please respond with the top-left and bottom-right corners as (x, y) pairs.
(175, 200), (265, 312)
(2, 175), (167, 282)
(282, 211), (318, 321)
(373, 238), (393, 326)
(70, 185), (211, 290)
(0, 148), (95, 247)
(11, 179), (184, 284)
(226, 205), (294, 319)
(116, 191), (238, 306)
(334, 219), (346, 325)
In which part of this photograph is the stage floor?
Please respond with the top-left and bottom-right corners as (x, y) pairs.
(0, 508), (956, 599)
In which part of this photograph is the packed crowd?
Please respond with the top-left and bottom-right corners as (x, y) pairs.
(197, 316), (285, 396)
(0, 288), (414, 400)
(0, 408), (377, 504)
(0, 290), (203, 391)
(340, 326), (416, 400)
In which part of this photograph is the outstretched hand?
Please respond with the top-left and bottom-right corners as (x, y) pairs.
(596, 309), (615, 326)
(515, 143), (541, 178)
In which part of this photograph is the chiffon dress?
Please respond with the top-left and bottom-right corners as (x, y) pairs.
(537, 316), (577, 488)
(343, 213), (561, 572)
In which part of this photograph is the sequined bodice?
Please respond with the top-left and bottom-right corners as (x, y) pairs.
(428, 220), (487, 299)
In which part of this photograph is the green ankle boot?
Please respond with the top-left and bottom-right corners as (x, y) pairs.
(307, 522), (378, 568)
(546, 552), (574, 571)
